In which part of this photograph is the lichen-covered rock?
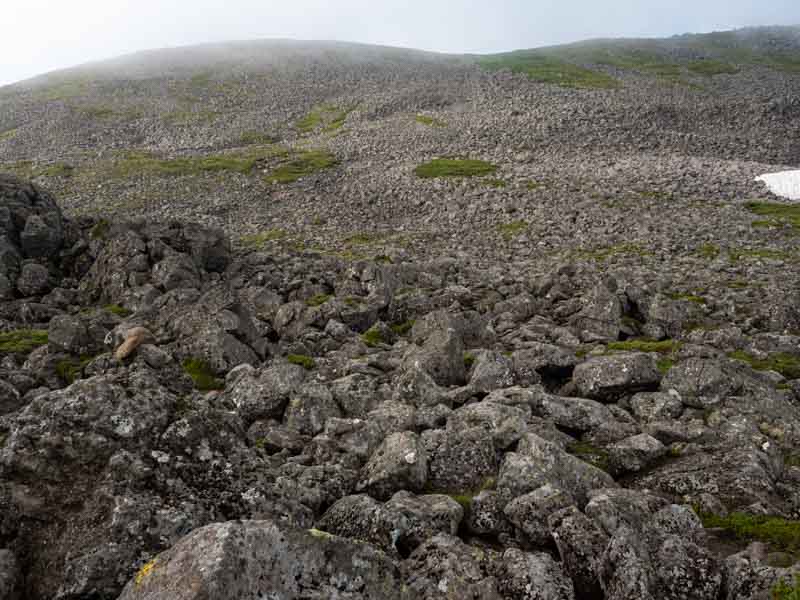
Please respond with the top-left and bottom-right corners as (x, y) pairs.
(495, 548), (576, 600)
(118, 520), (410, 600)
(426, 426), (499, 494)
(504, 484), (575, 546)
(607, 433), (666, 475)
(548, 506), (609, 600)
(569, 283), (622, 343)
(402, 534), (503, 600)
(357, 431), (428, 500)
(498, 434), (616, 506)
(573, 353), (662, 402)
(468, 350), (515, 393)
(0, 549), (21, 600)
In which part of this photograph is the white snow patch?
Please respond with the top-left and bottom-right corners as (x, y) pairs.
(755, 170), (800, 200)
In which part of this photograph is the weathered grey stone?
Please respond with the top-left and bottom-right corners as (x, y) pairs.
(16, 262), (51, 296)
(357, 431), (428, 500)
(469, 350), (515, 393)
(227, 361), (306, 423)
(118, 520), (410, 599)
(629, 391), (684, 421)
(498, 434), (616, 506)
(447, 401), (527, 449)
(549, 506), (609, 600)
(0, 549), (21, 600)
(496, 548), (576, 600)
(573, 353), (662, 402)
(504, 484), (575, 546)
(569, 283), (622, 343)
(607, 433), (666, 475)
(427, 426), (499, 494)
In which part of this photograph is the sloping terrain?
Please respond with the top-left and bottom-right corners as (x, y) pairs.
(0, 26), (799, 600)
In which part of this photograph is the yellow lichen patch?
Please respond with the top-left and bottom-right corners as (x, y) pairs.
(308, 528), (334, 540)
(135, 558), (158, 585)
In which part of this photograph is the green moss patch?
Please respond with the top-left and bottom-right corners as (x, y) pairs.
(696, 244), (721, 259)
(746, 202), (800, 232)
(390, 320), (415, 336)
(607, 339), (681, 354)
(182, 358), (224, 391)
(669, 293), (707, 305)
(687, 60), (739, 76)
(497, 220), (528, 240)
(104, 304), (132, 317)
(306, 293), (333, 307)
(361, 327), (386, 348)
(265, 150), (338, 184)
(575, 244), (652, 262)
(113, 147), (281, 178)
(414, 159), (498, 179)
(477, 52), (620, 89)
(772, 574), (800, 600)
(567, 441), (610, 472)
(699, 511), (800, 554)
(415, 115), (447, 128)
(0, 329), (48, 354)
(240, 229), (288, 248)
(729, 351), (800, 380)
(463, 352), (476, 369)
(56, 355), (94, 384)
(287, 354), (315, 370)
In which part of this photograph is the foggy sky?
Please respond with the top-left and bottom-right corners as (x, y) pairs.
(3, 0), (800, 86)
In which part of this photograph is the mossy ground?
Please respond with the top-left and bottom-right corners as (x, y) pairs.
(607, 339), (682, 354)
(240, 229), (288, 248)
(497, 220), (528, 240)
(772, 575), (800, 600)
(747, 203), (800, 229)
(287, 354), (315, 370)
(361, 327), (386, 348)
(414, 159), (498, 179)
(390, 320), (415, 336)
(104, 304), (132, 317)
(575, 243), (652, 262)
(729, 351), (800, 380)
(265, 150), (338, 184)
(567, 441), (610, 472)
(699, 511), (800, 554)
(415, 115), (447, 128)
(477, 52), (620, 89)
(0, 329), (49, 354)
(56, 355), (94, 384)
(306, 293), (333, 307)
(182, 358), (224, 391)
(112, 147), (281, 178)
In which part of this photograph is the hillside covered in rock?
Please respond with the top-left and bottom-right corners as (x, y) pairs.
(0, 24), (800, 600)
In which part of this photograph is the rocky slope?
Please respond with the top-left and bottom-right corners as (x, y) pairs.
(0, 25), (799, 600)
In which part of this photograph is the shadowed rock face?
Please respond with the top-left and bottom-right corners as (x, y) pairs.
(1, 26), (800, 600)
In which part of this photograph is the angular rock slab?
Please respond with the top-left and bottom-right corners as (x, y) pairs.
(119, 520), (411, 600)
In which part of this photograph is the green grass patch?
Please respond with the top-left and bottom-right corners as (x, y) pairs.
(746, 202), (800, 232)
(113, 147), (282, 178)
(657, 358), (676, 375)
(772, 575), (800, 600)
(361, 327), (386, 348)
(414, 158), (498, 179)
(39, 163), (75, 178)
(669, 293), (707, 305)
(265, 150), (338, 184)
(687, 60), (739, 76)
(81, 105), (116, 120)
(0, 329), (48, 354)
(485, 178), (507, 188)
(526, 181), (545, 190)
(730, 248), (795, 262)
(607, 339), (681, 354)
(182, 358), (224, 391)
(0, 127), (19, 141)
(287, 354), (315, 370)
(56, 355), (94, 384)
(567, 441), (610, 472)
(696, 243), (721, 259)
(390, 320), (415, 336)
(699, 511), (800, 554)
(237, 131), (279, 146)
(90, 219), (111, 240)
(240, 229), (287, 248)
(324, 107), (355, 133)
(415, 115), (447, 128)
(103, 304), (132, 317)
(576, 243), (652, 262)
(306, 293), (332, 307)
(463, 352), (476, 369)
(296, 110), (323, 133)
(497, 220), (528, 240)
(477, 52), (620, 89)
(729, 351), (800, 380)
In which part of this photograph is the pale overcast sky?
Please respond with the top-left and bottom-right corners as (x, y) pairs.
(2, 0), (799, 86)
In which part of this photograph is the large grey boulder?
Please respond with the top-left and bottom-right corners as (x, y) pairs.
(118, 520), (410, 599)
(498, 434), (616, 506)
(573, 353), (662, 402)
(357, 431), (428, 500)
(569, 283), (622, 343)
(496, 548), (576, 600)
(225, 361), (306, 423)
